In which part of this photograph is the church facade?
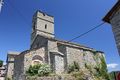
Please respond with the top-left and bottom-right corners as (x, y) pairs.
(6, 11), (106, 80)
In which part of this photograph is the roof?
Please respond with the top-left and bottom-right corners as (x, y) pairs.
(103, 1), (120, 23)
(0, 67), (5, 70)
(7, 51), (20, 56)
(18, 34), (104, 56)
(34, 10), (54, 18)
(31, 35), (104, 53)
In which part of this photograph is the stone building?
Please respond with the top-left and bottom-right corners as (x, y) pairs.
(0, 65), (6, 80)
(6, 52), (20, 79)
(6, 10), (107, 80)
(103, 0), (120, 55)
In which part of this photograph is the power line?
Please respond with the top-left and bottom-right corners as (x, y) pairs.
(68, 22), (105, 42)
(48, 22), (105, 51)
(5, 0), (105, 52)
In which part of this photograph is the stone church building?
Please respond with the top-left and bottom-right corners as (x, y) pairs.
(6, 11), (106, 80)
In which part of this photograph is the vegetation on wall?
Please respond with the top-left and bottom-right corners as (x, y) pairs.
(109, 72), (116, 80)
(26, 64), (51, 77)
(26, 55), (110, 80)
(38, 64), (51, 77)
(5, 77), (11, 80)
(68, 61), (79, 73)
(93, 57), (110, 80)
(68, 59), (110, 80)
(99, 57), (109, 79)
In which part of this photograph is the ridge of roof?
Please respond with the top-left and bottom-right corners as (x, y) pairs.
(20, 34), (104, 56)
(35, 35), (104, 53)
(7, 51), (20, 55)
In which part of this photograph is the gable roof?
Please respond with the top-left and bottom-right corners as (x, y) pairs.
(31, 35), (104, 53)
(103, 1), (120, 23)
(7, 51), (20, 55)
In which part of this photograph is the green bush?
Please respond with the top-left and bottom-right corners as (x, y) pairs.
(99, 57), (110, 80)
(71, 71), (87, 80)
(94, 57), (110, 80)
(68, 61), (79, 73)
(38, 64), (51, 77)
(0, 60), (3, 67)
(5, 77), (11, 80)
(26, 64), (51, 77)
(26, 64), (41, 76)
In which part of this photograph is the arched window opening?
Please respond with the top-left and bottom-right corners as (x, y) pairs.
(32, 55), (43, 65)
(32, 55), (43, 61)
(32, 60), (41, 65)
(45, 24), (47, 29)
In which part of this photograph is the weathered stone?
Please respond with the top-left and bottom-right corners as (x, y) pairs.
(6, 10), (107, 80)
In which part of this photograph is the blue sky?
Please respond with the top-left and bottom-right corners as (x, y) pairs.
(0, 0), (120, 72)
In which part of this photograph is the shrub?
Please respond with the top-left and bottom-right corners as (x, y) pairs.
(26, 64), (41, 76)
(5, 77), (11, 80)
(71, 71), (87, 80)
(99, 57), (110, 80)
(26, 64), (51, 77)
(68, 61), (79, 73)
(38, 64), (51, 77)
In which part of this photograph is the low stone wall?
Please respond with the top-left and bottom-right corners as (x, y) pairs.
(25, 76), (75, 80)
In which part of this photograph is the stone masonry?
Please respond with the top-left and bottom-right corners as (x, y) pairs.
(6, 52), (20, 79)
(6, 10), (107, 80)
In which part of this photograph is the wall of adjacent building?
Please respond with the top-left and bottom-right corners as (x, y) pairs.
(14, 53), (24, 80)
(110, 8), (120, 55)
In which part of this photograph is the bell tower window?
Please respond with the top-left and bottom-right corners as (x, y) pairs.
(43, 13), (45, 16)
(33, 21), (36, 31)
(45, 24), (47, 29)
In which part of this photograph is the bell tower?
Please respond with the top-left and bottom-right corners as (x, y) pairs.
(31, 10), (55, 44)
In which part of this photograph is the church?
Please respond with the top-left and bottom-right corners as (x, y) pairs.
(6, 10), (106, 80)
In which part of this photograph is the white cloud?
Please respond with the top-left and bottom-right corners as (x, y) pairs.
(107, 63), (119, 69)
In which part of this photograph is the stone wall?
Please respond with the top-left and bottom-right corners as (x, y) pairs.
(31, 35), (48, 49)
(13, 35), (106, 80)
(57, 44), (67, 72)
(6, 63), (14, 79)
(25, 76), (75, 80)
(66, 47), (85, 68)
(66, 46), (104, 68)
(14, 48), (46, 80)
(6, 53), (19, 79)
(14, 53), (24, 80)
(24, 48), (45, 72)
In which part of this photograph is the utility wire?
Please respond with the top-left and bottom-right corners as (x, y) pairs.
(68, 22), (105, 42)
(48, 22), (105, 51)
(5, 0), (106, 52)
